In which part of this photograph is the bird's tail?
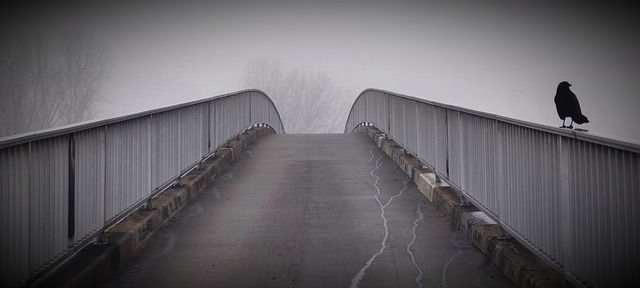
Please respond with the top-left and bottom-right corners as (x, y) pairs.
(573, 114), (589, 124)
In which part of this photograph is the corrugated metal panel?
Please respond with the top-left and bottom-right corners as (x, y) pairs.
(29, 136), (69, 281)
(390, 96), (404, 145)
(447, 110), (462, 186)
(209, 100), (220, 150)
(563, 139), (640, 287)
(403, 98), (417, 154)
(104, 117), (152, 222)
(269, 102), (284, 134)
(239, 92), (252, 130)
(230, 96), (240, 137)
(498, 122), (563, 265)
(151, 110), (181, 189)
(250, 91), (268, 125)
(179, 104), (205, 171)
(434, 106), (448, 177)
(416, 102), (433, 166)
(374, 90), (389, 133)
(212, 99), (228, 148)
(74, 128), (106, 243)
(1, 143), (30, 287)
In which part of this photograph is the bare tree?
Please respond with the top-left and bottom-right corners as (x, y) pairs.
(0, 27), (108, 138)
(241, 57), (350, 133)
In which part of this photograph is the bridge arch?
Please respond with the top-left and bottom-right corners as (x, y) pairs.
(0, 89), (284, 287)
(346, 88), (640, 287)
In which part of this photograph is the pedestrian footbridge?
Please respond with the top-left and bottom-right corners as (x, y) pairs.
(1, 89), (638, 288)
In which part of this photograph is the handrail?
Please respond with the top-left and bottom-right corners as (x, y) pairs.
(0, 89), (284, 287)
(0, 89), (284, 148)
(345, 88), (640, 288)
(345, 88), (640, 153)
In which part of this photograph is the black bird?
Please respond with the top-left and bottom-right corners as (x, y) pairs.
(554, 81), (589, 129)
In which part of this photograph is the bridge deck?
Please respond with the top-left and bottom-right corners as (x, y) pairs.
(102, 133), (511, 288)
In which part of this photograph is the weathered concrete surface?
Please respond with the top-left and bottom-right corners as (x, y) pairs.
(33, 127), (274, 288)
(355, 126), (565, 288)
(102, 133), (511, 288)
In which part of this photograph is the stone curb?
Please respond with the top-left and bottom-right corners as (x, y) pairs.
(354, 125), (566, 288)
(34, 127), (275, 288)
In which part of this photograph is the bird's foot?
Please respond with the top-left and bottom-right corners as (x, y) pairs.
(559, 125), (567, 128)
(568, 125), (574, 129)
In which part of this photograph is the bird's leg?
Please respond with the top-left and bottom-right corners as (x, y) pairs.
(568, 119), (574, 129)
(560, 118), (567, 128)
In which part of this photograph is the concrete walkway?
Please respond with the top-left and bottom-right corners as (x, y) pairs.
(102, 133), (512, 288)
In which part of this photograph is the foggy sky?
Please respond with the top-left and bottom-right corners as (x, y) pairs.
(30, 1), (640, 143)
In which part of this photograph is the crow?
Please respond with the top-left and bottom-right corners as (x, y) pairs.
(554, 81), (589, 129)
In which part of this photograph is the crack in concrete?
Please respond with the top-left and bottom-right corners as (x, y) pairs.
(350, 149), (385, 288)
(366, 147), (376, 163)
(442, 230), (470, 288)
(407, 201), (427, 288)
(441, 247), (463, 288)
(351, 148), (411, 288)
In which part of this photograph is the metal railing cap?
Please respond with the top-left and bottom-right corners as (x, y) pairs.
(349, 88), (640, 154)
(0, 89), (284, 149)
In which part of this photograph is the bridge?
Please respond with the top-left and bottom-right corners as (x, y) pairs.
(1, 89), (638, 288)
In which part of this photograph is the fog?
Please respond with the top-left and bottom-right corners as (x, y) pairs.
(17, 2), (640, 143)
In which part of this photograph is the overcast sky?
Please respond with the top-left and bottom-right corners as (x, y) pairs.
(58, 1), (639, 143)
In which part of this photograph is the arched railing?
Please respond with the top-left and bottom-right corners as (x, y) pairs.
(346, 88), (640, 288)
(0, 89), (284, 287)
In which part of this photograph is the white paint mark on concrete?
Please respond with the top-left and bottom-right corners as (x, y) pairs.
(350, 151), (384, 288)
(351, 151), (410, 288)
(366, 147), (376, 163)
(407, 201), (426, 288)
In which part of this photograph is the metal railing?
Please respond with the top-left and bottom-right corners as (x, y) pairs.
(345, 88), (640, 288)
(0, 89), (284, 287)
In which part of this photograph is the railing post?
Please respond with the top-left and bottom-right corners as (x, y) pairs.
(98, 125), (108, 244)
(249, 92), (253, 125)
(210, 101), (214, 152)
(495, 121), (509, 239)
(444, 109), (450, 181)
(387, 94), (391, 134)
(178, 108), (183, 179)
(146, 115), (153, 210)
